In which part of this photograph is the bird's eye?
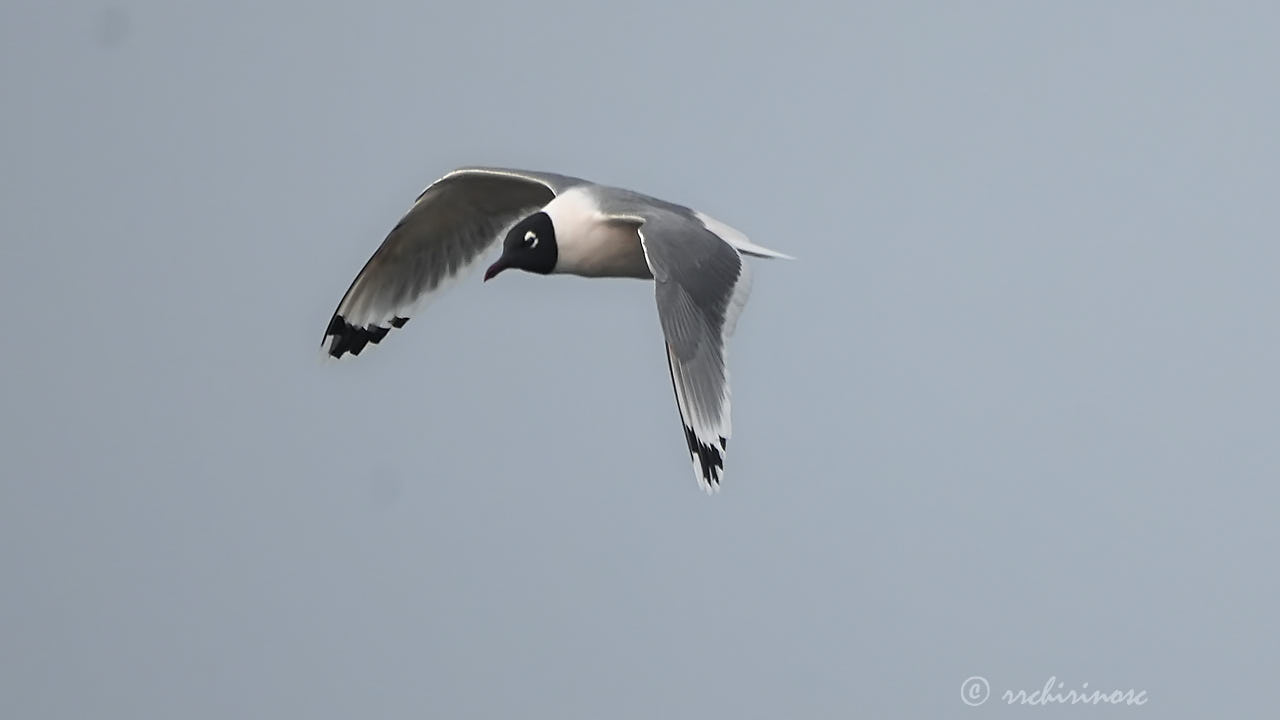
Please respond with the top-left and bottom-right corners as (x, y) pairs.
(523, 230), (538, 248)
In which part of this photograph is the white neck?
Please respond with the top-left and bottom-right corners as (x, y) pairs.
(543, 187), (651, 279)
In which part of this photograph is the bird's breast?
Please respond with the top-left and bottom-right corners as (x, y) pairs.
(554, 217), (653, 279)
(544, 186), (653, 279)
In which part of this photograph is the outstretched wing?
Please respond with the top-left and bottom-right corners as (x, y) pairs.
(632, 208), (754, 492)
(322, 167), (584, 358)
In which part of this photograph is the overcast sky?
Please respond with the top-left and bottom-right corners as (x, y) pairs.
(2, 2), (1277, 718)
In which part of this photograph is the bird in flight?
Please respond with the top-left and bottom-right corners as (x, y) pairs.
(322, 167), (792, 491)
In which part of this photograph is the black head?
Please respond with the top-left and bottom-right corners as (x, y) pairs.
(484, 212), (558, 281)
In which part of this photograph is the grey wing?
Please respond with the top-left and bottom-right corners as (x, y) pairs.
(322, 167), (584, 357)
(634, 209), (753, 491)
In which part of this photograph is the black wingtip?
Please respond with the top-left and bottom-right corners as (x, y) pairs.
(323, 314), (401, 358)
(684, 424), (725, 488)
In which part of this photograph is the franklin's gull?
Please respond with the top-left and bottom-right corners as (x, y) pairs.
(322, 167), (791, 491)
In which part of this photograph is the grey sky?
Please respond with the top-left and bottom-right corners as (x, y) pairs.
(2, 2), (1277, 718)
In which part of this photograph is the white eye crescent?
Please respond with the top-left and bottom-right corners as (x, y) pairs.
(524, 230), (538, 248)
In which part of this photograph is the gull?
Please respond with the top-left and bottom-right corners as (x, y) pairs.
(322, 167), (792, 491)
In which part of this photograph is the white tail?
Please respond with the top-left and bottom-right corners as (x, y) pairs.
(695, 211), (795, 260)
